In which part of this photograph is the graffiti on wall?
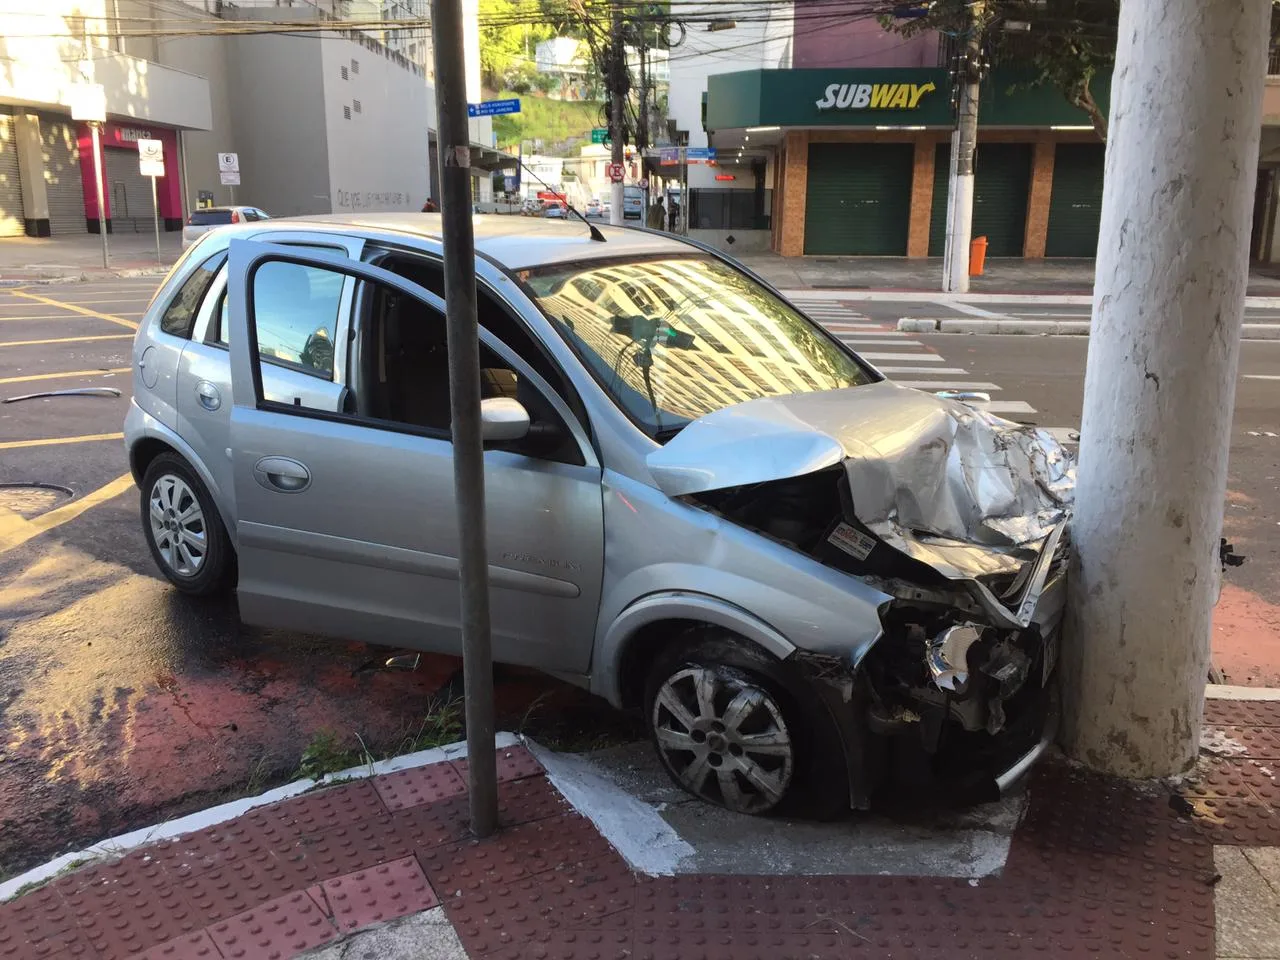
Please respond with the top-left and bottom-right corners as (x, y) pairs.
(334, 189), (411, 210)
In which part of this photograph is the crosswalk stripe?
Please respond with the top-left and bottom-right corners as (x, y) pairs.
(896, 380), (1002, 391)
(857, 352), (945, 362)
(974, 400), (1037, 414)
(875, 366), (969, 374)
(841, 338), (923, 347)
(823, 322), (882, 329)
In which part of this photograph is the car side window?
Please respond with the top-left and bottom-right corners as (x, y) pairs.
(241, 209), (260, 222)
(214, 243), (345, 346)
(159, 251), (226, 339)
(247, 261), (343, 381)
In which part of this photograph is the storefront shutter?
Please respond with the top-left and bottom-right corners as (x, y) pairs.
(105, 146), (156, 230)
(42, 116), (89, 235)
(0, 113), (26, 237)
(1045, 143), (1105, 257)
(928, 143), (1031, 258)
(803, 143), (913, 256)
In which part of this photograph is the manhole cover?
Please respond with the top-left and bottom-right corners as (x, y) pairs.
(0, 483), (74, 518)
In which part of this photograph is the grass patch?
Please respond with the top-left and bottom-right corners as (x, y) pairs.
(8, 856), (95, 900)
(393, 696), (464, 756)
(295, 729), (372, 781)
(491, 92), (603, 151)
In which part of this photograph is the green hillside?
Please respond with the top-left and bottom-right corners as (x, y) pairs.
(491, 92), (603, 152)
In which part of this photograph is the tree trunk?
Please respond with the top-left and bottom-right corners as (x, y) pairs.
(1062, 0), (1269, 778)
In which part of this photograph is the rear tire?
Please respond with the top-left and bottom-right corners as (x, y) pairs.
(141, 453), (235, 596)
(643, 631), (849, 818)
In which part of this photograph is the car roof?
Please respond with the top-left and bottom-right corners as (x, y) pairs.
(252, 213), (692, 269)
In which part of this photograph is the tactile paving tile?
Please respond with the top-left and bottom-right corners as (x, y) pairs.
(241, 780), (386, 835)
(495, 775), (571, 826)
(486, 929), (635, 960)
(171, 859), (298, 923)
(206, 889), (338, 959)
(451, 745), (544, 785)
(1180, 758), (1267, 800)
(1204, 724), (1280, 759)
(373, 761), (468, 812)
(60, 875), (204, 960)
(1194, 797), (1280, 845)
(0, 896), (94, 960)
(384, 796), (475, 851)
(1204, 698), (1280, 728)
(135, 929), (224, 960)
(322, 855), (440, 932)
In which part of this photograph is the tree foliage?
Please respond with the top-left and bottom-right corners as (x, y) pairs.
(886, 0), (1119, 140)
(478, 0), (554, 90)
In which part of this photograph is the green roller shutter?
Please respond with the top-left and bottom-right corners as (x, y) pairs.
(804, 143), (912, 256)
(1046, 143), (1105, 257)
(928, 142), (1031, 258)
(928, 142), (949, 256)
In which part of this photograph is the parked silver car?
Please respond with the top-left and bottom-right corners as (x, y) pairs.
(183, 206), (270, 249)
(126, 216), (1073, 816)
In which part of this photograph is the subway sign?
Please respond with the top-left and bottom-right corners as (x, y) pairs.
(815, 81), (936, 111)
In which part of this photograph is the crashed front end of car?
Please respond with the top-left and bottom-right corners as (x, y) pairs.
(647, 381), (1074, 807)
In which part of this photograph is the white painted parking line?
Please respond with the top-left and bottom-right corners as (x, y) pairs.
(857, 352), (945, 362)
(897, 380), (1002, 391)
(875, 366), (969, 375)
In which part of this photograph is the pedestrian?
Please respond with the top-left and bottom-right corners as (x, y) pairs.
(422, 198), (438, 212)
(668, 200), (679, 232)
(647, 198), (665, 229)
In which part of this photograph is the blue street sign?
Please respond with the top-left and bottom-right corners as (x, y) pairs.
(686, 147), (716, 160)
(468, 98), (521, 118)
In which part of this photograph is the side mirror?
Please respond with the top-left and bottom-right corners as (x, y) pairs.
(480, 397), (531, 442)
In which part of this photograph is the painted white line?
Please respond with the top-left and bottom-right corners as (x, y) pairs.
(875, 366), (969, 374)
(1205, 684), (1280, 701)
(0, 732), (520, 903)
(1244, 374), (1280, 380)
(857, 352), (945, 362)
(899, 380), (1002, 391)
(843, 339), (926, 347)
(947, 302), (1016, 320)
(974, 400), (1038, 414)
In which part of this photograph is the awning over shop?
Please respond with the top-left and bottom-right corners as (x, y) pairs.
(470, 144), (518, 171)
(704, 67), (1111, 132)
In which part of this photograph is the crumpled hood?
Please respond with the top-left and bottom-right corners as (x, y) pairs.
(646, 381), (1075, 580)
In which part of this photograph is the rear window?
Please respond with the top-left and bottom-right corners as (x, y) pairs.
(159, 251), (227, 339)
(189, 210), (234, 226)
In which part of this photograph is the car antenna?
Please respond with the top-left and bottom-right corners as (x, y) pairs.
(515, 160), (606, 242)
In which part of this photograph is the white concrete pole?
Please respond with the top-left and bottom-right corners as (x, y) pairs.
(1063, 0), (1270, 777)
(942, 3), (983, 294)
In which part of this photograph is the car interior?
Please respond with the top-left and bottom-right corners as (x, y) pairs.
(354, 252), (587, 466)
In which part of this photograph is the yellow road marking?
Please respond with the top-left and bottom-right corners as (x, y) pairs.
(0, 334), (133, 348)
(0, 472), (135, 554)
(0, 432), (124, 450)
(0, 313), (143, 321)
(8, 290), (139, 330)
(0, 367), (131, 386)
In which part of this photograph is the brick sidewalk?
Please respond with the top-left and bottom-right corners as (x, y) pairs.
(2, 698), (1278, 960)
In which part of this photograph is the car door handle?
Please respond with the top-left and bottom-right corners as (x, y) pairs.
(195, 380), (222, 411)
(253, 456), (311, 493)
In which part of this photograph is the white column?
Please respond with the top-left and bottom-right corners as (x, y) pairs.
(1063, 0), (1270, 776)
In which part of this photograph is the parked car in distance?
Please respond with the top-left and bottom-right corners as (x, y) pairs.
(623, 186), (644, 220)
(182, 207), (269, 249)
(543, 202), (565, 218)
(585, 199), (603, 218)
(127, 215), (1073, 819)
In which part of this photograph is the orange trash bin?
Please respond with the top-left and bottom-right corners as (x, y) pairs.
(969, 235), (989, 276)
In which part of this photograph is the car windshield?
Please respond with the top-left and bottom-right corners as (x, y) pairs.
(189, 210), (233, 225)
(523, 255), (875, 439)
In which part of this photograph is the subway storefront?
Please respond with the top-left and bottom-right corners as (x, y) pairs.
(704, 68), (1111, 258)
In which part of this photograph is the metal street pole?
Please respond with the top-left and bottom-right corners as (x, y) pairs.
(1063, 0), (1269, 777)
(150, 175), (161, 263)
(942, 0), (984, 294)
(608, 2), (625, 226)
(89, 122), (109, 268)
(429, 0), (498, 837)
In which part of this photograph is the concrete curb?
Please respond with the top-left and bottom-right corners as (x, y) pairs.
(0, 267), (172, 287)
(898, 318), (1280, 339)
(0, 731), (520, 903)
(1205, 684), (1280, 701)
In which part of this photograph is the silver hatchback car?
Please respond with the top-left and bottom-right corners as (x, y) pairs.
(126, 215), (1074, 816)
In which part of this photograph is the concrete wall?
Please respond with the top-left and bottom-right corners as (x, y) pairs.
(156, 30), (236, 215)
(792, 16), (938, 69)
(321, 35), (431, 213)
(225, 34), (331, 215)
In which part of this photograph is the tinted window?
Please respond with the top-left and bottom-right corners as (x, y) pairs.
(250, 262), (344, 379)
(189, 210), (234, 225)
(159, 252), (226, 339)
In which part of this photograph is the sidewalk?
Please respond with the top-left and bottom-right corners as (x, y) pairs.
(0, 234), (181, 284)
(739, 252), (1280, 298)
(2, 692), (1277, 960)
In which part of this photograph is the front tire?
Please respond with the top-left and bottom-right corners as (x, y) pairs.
(643, 632), (849, 818)
(140, 453), (234, 596)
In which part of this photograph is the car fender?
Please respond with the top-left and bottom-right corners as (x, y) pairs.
(594, 589), (797, 708)
(125, 401), (236, 541)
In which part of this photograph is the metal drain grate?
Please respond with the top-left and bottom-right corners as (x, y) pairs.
(0, 483), (74, 518)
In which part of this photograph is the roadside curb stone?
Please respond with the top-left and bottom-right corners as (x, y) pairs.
(898, 318), (1280, 338)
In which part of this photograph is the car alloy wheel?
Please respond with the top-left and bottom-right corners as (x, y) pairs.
(650, 665), (794, 814)
(148, 474), (207, 578)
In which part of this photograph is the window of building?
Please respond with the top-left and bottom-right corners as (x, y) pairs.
(159, 252), (227, 339)
(343, 105), (352, 120)
(353, 100), (362, 114)
(341, 65), (349, 80)
(351, 58), (360, 73)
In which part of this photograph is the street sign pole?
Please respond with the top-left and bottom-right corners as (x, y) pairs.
(89, 123), (109, 268)
(430, 0), (498, 839)
(150, 175), (160, 263)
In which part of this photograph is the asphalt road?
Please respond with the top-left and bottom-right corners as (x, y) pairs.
(1, 276), (1277, 880)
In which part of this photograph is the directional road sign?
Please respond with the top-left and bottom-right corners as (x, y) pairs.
(468, 99), (521, 118)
